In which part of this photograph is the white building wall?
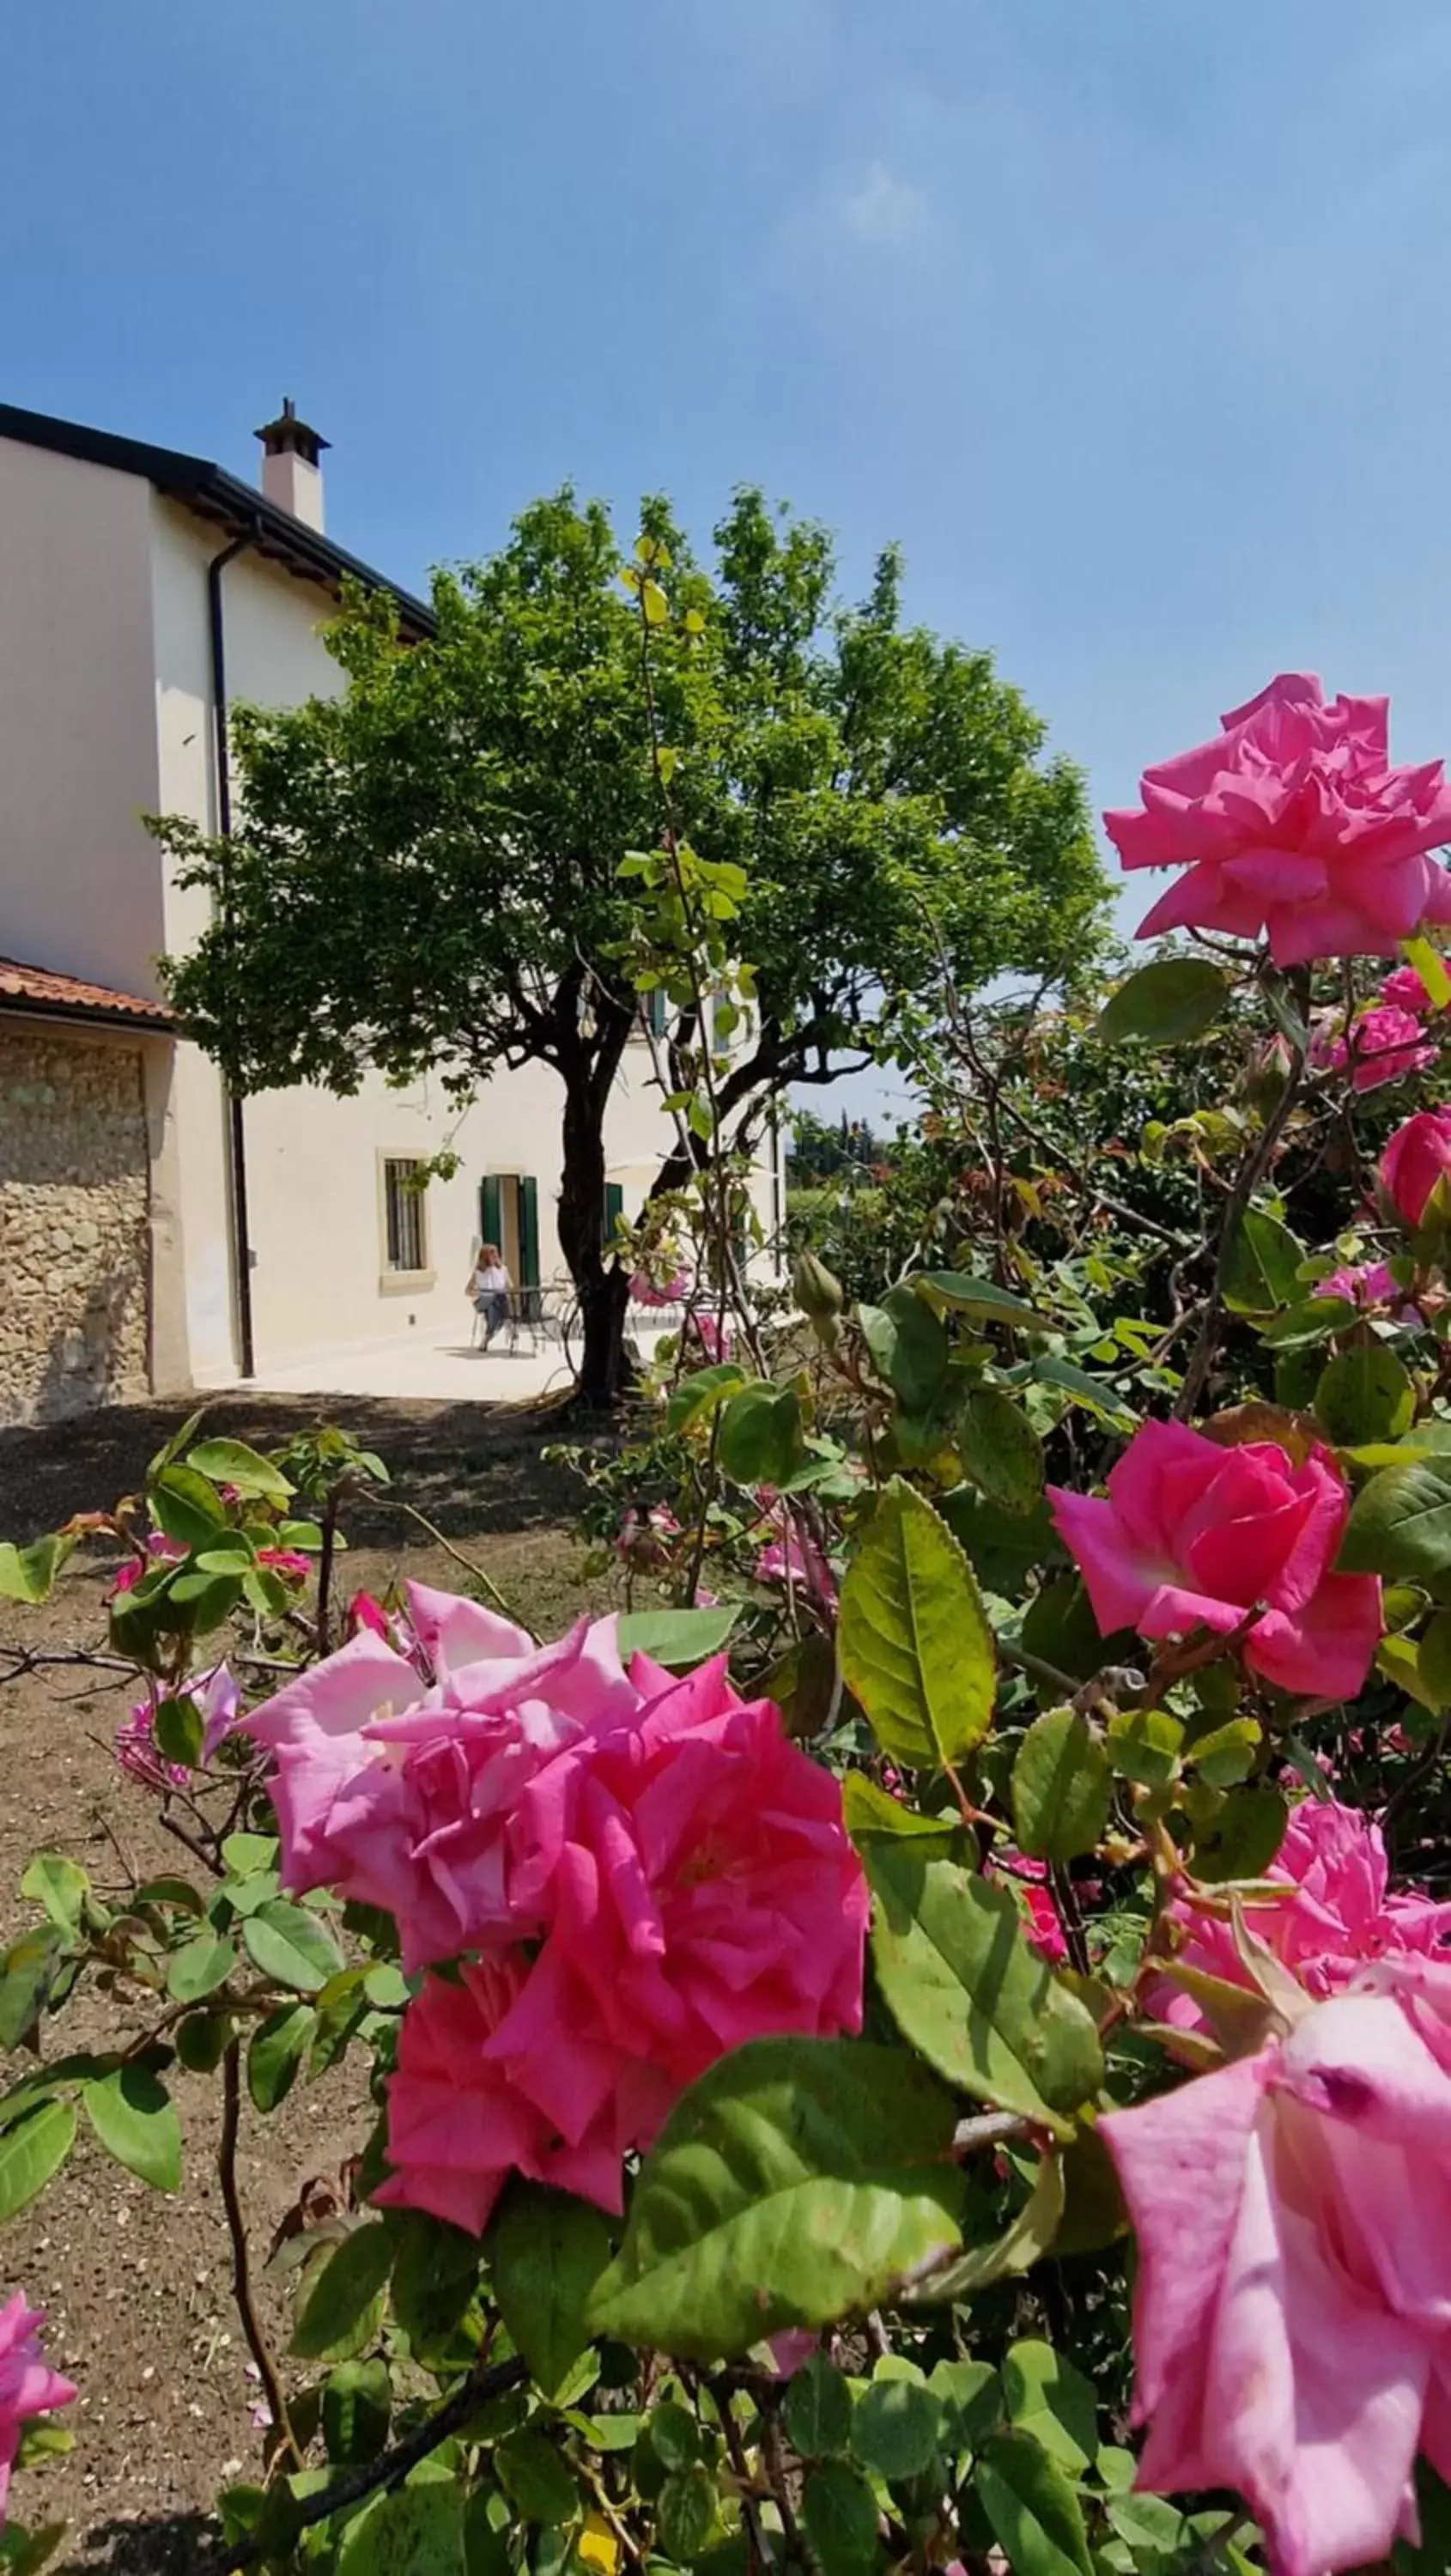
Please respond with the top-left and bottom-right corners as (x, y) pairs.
(146, 500), (714, 1381)
(0, 440), (164, 996)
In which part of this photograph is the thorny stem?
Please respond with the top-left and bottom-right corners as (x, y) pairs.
(717, 2391), (777, 2570)
(218, 2040), (301, 2475)
(204, 2354), (529, 2571)
(313, 1482), (343, 1658)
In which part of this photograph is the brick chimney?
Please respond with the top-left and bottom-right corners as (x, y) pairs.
(254, 397), (329, 532)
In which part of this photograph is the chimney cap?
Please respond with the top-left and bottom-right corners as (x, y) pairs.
(254, 396), (331, 467)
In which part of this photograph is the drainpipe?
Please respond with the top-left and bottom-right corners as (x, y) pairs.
(207, 527), (258, 1381)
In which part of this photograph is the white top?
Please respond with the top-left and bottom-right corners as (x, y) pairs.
(473, 1262), (509, 1292)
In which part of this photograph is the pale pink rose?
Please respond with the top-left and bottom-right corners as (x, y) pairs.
(755, 1511), (839, 1612)
(629, 1267), (690, 1308)
(243, 1583), (646, 1972)
(115, 1664), (239, 1791)
(1383, 963), (1437, 1012)
(1047, 1420), (1382, 1701)
(1381, 1109), (1451, 1230)
(1320, 1260), (1407, 1312)
(1312, 1003), (1436, 1092)
(689, 1313), (732, 1362)
(1158, 1797), (1451, 2025)
(0, 2293), (76, 2522)
(1106, 672), (1451, 965)
(373, 1953), (642, 2231)
(767, 2332), (819, 2378)
(1102, 1976), (1451, 2576)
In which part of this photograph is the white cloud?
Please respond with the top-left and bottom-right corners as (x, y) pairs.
(839, 159), (934, 250)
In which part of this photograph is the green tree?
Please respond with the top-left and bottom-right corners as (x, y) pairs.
(157, 488), (1107, 1404)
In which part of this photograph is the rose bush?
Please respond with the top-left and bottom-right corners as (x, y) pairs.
(10, 662), (1451, 2573)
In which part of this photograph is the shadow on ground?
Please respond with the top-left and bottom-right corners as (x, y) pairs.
(0, 1388), (619, 1547)
(67, 2512), (221, 2573)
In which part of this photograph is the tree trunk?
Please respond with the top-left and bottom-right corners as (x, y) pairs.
(556, 1018), (634, 1408)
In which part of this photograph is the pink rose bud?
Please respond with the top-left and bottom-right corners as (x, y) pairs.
(1381, 1108), (1451, 1230)
(1105, 672), (1451, 965)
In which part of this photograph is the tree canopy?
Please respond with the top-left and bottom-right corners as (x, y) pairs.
(159, 484), (1108, 1397)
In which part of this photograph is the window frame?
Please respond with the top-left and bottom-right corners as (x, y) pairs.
(378, 1151), (435, 1291)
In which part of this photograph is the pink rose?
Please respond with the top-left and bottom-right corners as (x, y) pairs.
(986, 1847), (1068, 1967)
(755, 1518), (838, 1613)
(689, 1312), (732, 1362)
(244, 1583), (645, 1972)
(629, 1268), (690, 1308)
(1101, 1968), (1451, 2576)
(373, 1955), (641, 2231)
(1313, 1003), (1436, 1091)
(1383, 963), (1436, 1012)
(380, 1661), (868, 2221)
(1047, 1419), (1381, 1700)
(1381, 1109), (1451, 1230)
(0, 2293), (76, 2523)
(108, 1534), (184, 1598)
(1158, 1797), (1451, 2025)
(258, 1547), (312, 1583)
(1320, 1260), (1409, 1313)
(1106, 672), (1451, 965)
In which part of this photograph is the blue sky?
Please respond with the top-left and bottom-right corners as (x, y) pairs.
(9, 1), (1451, 1113)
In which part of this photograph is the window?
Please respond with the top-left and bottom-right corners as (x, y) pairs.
(383, 1157), (428, 1273)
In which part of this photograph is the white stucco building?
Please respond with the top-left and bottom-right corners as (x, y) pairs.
(0, 400), (780, 1420)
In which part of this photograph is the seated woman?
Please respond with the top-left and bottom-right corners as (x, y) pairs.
(466, 1242), (512, 1348)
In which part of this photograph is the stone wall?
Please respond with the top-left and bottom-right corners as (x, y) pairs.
(0, 1018), (153, 1425)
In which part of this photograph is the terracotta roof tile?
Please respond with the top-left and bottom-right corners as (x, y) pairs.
(0, 957), (173, 1028)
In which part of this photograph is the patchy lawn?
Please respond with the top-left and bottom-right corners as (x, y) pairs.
(0, 1392), (615, 2572)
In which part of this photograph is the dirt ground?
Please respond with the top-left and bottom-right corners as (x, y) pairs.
(0, 1392), (616, 2573)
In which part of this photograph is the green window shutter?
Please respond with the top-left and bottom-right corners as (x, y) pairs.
(479, 1176), (502, 1249)
(603, 1182), (624, 1254)
(518, 1176), (541, 1291)
(645, 989), (667, 1037)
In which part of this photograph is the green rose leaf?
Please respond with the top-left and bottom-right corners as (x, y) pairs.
(784, 2353), (853, 2459)
(166, 1934), (236, 2006)
(0, 2099), (76, 2224)
(1315, 1347), (1416, 1446)
(247, 2003), (318, 2113)
(917, 1272), (1048, 1327)
(586, 2037), (964, 2360)
(958, 1387), (1046, 1517)
(975, 2428), (1093, 2576)
(0, 1932), (65, 2052)
(242, 1899), (345, 1995)
(658, 2464), (718, 2564)
(1191, 1784), (1289, 1883)
(1002, 2338), (1099, 2473)
(1095, 957), (1230, 1047)
(841, 1773), (958, 1856)
(852, 2372), (940, 2481)
(838, 1479), (996, 1768)
(321, 2357), (392, 2467)
(859, 1286), (949, 1414)
(799, 2461), (880, 2571)
(494, 2429), (579, 2528)
(908, 2151), (1065, 2306)
(865, 1843), (1102, 2136)
(715, 1383), (804, 1489)
(291, 2221), (392, 2362)
(185, 1437), (294, 1500)
(19, 1856), (88, 1935)
(148, 1464), (228, 1549)
(337, 2480), (465, 2574)
(489, 2184), (611, 2397)
(1222, 1208), (1305, 1316)
(0, 1536), (74, 1607)
(386, 2209), (482, 2358)
(83, 2063), (182, 2192)
(155, 1695), (205, 1770)
(1339, 1460), (1451, 1578)
(615, 1606), (740, 1668)
(1011, 1711), (1112, 1863)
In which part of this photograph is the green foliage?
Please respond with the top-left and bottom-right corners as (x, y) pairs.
(838, 1479), (996, 1766)
(489, 2185), (612, 2397)
(587, 2038), (965, 2358)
